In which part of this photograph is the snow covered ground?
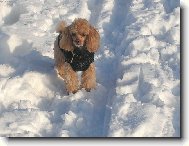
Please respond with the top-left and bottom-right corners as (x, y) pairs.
(0, 0), (180, 137)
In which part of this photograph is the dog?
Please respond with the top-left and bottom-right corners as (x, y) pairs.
(54, 18), (100, 94)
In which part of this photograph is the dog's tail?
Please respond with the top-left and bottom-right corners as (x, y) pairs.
(56, 21), (66, 33)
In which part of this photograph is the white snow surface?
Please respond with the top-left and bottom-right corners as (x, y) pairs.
(0, 0), (180, 137)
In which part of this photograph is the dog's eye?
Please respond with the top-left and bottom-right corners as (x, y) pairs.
(71, 33), (76, 36)
(82, 33), (87, 37)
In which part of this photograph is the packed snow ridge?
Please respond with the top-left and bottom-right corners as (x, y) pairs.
(0, 0), (180, 137)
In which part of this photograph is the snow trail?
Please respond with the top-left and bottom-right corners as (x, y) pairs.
(97, 0), (134, 136)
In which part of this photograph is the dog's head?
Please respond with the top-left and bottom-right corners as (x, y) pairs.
(69, 18), (90, 48)
(57, 18), (100, 52)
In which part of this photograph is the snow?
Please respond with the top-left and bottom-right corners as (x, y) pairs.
(0, 0), (180, 137)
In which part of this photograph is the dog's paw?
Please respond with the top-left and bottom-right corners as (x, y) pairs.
(67, 89), (78, 95)
(72, 90), (78, 94)
(85, 88), (91, 92)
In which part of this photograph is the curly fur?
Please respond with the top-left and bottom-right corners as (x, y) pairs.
(54, 18), (100, 94)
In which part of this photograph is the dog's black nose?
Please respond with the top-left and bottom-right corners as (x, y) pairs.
(76, 40), (80, 44)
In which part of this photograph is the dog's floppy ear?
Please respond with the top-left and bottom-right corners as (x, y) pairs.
(86, 26), (100, 52)
(59, 26), (74, 51)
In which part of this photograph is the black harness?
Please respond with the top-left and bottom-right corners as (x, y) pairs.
(58, 34), (94, 71)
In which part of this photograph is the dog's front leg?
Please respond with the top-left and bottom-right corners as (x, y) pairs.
(64, 63), (79, 94)
(81, 63), (96, 92)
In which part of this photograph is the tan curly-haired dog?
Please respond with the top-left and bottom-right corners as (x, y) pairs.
(54, 18), (100, 94)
